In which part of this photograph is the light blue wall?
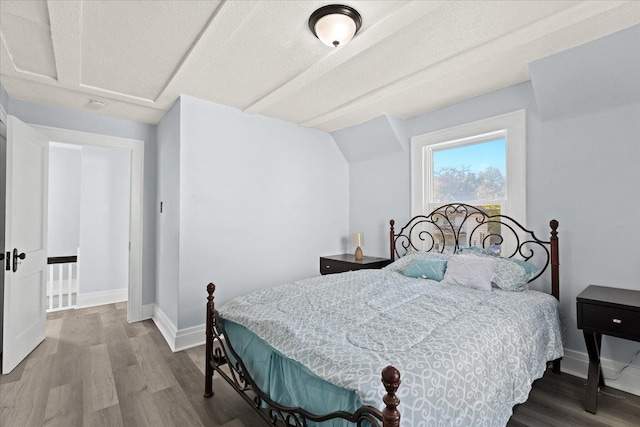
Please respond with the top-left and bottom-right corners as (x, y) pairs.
(342, 26), (640, 380)
(155, 99), (181, 327)
(176, 96), (349, 329)
(48, 146), (82, 257)
(78, 146), (131, 295)
(8, 98), (158, 305)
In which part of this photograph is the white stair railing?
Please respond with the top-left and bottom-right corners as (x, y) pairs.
(46, 248), (80, 312)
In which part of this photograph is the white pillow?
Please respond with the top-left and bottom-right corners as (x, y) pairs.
(443, 255), (495, 291)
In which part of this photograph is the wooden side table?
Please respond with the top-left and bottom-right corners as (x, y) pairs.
(576, 285), (640, 414)
(319, 254), (391, 275)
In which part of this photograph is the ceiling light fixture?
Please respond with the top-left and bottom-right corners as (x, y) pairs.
(309, 4), (362, 48)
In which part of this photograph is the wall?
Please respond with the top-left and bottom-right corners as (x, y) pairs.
(48, 146), (82, 257)
(78, 146), (131, 295)
(537, 101), (640, 357)
(331, 116), (410, 258)
(155, 100), (181, 327)
(349, 151), (411, 258)
(7, 99), (157, 305)
(342, 27), (640, 392)
(175, 96), (349, 330)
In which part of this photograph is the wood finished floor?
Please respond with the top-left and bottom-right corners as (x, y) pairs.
(0, 303), (638, 427)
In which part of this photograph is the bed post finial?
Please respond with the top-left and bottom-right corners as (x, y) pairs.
(389, 220), (396, 262)
(207, 282), (215, 305)
(381, 365), (401, 427)
(204, 283), (216, 397)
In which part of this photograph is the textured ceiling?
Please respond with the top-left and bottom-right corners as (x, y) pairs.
(1, 0), (639, 131)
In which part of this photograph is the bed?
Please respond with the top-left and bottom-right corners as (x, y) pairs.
(204, 203), (563, 427)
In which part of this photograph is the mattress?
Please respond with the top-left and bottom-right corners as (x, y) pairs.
(219, 269), (563, 426)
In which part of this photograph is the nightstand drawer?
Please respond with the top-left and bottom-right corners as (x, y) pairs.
(580, 303), (640, 340)
(319, 254), (392, 275)
(320, 258), (352, 274)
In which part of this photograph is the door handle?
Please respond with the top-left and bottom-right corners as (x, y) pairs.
(5, 252), (9, 271)
(12, 248), (26, 273)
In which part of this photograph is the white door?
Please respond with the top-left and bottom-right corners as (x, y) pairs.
(2, 115), (48, 374)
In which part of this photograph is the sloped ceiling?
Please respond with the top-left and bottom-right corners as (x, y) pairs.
(332, 115), (406, 163)
(0, 0), (639, 131)
(530, 24), (640, 120)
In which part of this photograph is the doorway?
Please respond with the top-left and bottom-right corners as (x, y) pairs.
(32, 125), (144, 322)
(47, 143), (131, 311)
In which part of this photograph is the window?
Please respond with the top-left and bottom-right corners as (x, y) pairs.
(431, 137), (505, 209)
(411, 110), (526, 249)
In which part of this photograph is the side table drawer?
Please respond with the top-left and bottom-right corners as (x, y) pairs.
(581, 303), (640, 340)
(320, 258), (351, 274)
(320, 255), (392, 275)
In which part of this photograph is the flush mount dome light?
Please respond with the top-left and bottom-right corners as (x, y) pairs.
(309, 4), (362, 47)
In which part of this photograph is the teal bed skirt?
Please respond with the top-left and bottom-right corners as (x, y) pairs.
(222, 319), (368, 427)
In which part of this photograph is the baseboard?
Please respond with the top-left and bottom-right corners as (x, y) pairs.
(151, 304), (178, 352)
(175, 324), (205, 352)
(562, 348), (640, 396)
(141, 303), (154, 320)
(150, 304), (205, 353)
(75, 288), (127, 308)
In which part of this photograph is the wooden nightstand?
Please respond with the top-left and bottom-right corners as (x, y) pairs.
(576, 285), (640, 414)
(319, 254), (391, 275)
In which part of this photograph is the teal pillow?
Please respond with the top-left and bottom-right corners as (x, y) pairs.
(402, 258), (448, 281)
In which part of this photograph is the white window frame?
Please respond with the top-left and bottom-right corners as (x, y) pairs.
(411, 110), (526, 224)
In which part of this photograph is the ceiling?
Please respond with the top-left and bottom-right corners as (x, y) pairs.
(1, 1), (639, 132)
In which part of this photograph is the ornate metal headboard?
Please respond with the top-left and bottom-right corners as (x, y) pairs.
(389, 203), (559, 298)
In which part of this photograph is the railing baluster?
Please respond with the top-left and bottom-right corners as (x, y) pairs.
(48, 264), (53, 311)
(76, 248), (80, 307)
(57, 263), (63, 310)
(67, 263), (73, 309)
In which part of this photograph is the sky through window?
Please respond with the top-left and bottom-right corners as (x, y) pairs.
(433, 138), (506, 175)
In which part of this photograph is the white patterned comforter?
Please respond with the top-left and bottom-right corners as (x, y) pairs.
(219, 269), (563, 427)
